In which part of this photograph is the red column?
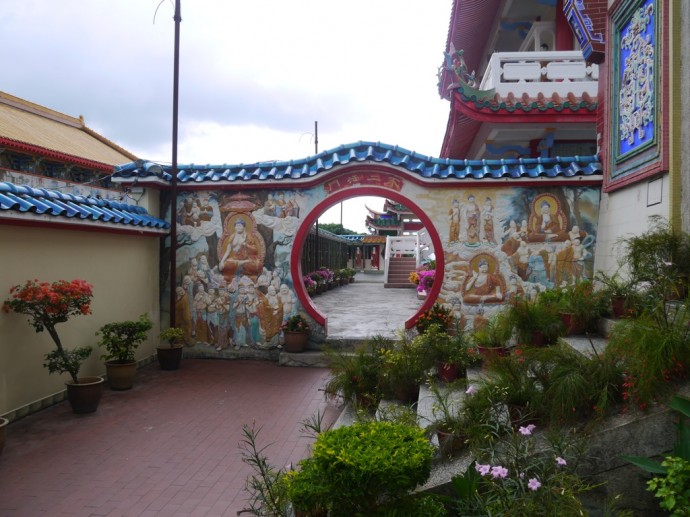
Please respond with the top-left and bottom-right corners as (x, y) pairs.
(555, 0), (574, 51)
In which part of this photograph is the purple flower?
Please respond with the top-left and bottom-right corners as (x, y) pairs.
(527, 478), (541, 491)
(475, 463), (491, 476)
(556, 456), (567, 466)
(465, 385), (477, 395)
(491, 465), (509, 479)
(518, 423), (536, 436)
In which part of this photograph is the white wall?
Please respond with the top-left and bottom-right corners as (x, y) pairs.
(593, 174), (669, 273)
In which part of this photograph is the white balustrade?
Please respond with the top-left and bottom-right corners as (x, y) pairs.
(479, 51), (598, 99)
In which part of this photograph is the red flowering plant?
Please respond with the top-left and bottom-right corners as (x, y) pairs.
(3, 279), (94, 384)
(415, 303), (454, 334)
(281, 314), (310, 333)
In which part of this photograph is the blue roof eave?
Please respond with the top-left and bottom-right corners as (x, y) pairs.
(0, 182), (170, 232)
(111, 142), (603, 186)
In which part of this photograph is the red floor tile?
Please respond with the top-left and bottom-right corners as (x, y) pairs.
(0, 359), (340, 516)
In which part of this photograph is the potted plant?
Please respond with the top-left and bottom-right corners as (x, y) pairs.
(324, 337), (390, 410)
(2, 279), (103, 413)
(471, 311), (512, 363)
(554, 280), (607, 335)
(98, 314), (153, 390)
(415, 302), (454, 335)
(281, 314), (310, 353)
(426, 381), (469, 457)
(618, 216), (690, 302)
(380, 334), (429, 403)
(157, 326), (185, 370)
(505, 295), (563, 346)
(595, 270), (636, 319)
(0, 417), (8, 456)
(420, 323), (478, 382)
(485, 352), (543, 428)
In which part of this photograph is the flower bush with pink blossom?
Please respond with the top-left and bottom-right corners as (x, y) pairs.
(449, 423), (595, 515)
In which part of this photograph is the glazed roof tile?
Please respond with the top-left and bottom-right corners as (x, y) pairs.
(113, 142), (603, 184)
(0, 92), (137, 167)
(0, 181), (169, 230)
(455, 85), (597, 113)
(361, 235), (388, 244)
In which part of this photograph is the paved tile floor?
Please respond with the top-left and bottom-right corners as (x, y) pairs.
(0, 276), (420, 516)
(312, 272), (421, 340)
(0, 360), (340, 516)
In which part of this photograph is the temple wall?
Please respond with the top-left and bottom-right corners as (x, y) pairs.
(167, 172), (601, 351)
(0, 225), (160, 417)
(593, 174), (669, 274)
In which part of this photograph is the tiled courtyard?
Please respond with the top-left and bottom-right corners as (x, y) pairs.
(0, 360), (340, 516)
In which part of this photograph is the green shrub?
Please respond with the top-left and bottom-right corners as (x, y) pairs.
(97, 314), (153, 363)
(287, 421), (434, 516)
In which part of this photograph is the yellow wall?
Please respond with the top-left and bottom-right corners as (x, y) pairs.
(0, 225), (161, 417)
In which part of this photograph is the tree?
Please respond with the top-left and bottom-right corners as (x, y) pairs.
(317, 223), (358, 235)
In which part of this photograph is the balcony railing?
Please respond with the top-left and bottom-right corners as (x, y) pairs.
(479, 51), (599, 99)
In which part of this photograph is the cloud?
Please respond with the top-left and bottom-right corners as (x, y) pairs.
(2, 0), (450, 165)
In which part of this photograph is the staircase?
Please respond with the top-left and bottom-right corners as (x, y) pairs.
(324, 319), (686, 514)
(385, 256), (416, 288)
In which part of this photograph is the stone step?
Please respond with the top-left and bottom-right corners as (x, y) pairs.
(384, 283), (416, 289)
(560, 334), (608, 357)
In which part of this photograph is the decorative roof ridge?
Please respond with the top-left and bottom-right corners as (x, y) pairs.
(113, 141), (603, 184)
(80, 125), (138, 162)
(455, 85), (598, 113)
(0, 181), (169, 230)
(0, 90), (84, 128)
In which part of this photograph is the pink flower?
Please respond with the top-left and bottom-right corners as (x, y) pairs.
(556, 456), (567, 466)
(465, 385), (477, 395)
(475, 463), (491, 476)
(491, 466), (509, 479)
(518, 424), (536, 436)
(527, 478), (541, 491)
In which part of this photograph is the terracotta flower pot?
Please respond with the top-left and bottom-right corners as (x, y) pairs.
(531, 330), (549, 347)
(65, 376), (104, 414)
(611, 296), (627, 319)
(157, 344), (184, 370)
(0, 417), (8, 455)
(436, 429), (465, 455)
(477, 345), (507, 365)
(559, 312), (586, 335)
(436, 362), (466, 383)
(394, 383), (419, 403)
(105, 360), (137, 390)
(283, 331), (308, 353)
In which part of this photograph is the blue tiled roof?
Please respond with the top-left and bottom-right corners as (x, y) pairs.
(113, 142), (603, 184)
(0, 182), (169, 230)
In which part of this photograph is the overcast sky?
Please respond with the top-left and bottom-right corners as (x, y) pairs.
(3, 1), (452, 232)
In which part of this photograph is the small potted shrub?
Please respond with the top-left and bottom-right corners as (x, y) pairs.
(505, 295), (563, 346)
(415, 303), (453, 335)
(472, 311), (512, 363)
(3, 279), (103, 414)
(420, 323), (478, 382)
(98, 314), (153, 390)
(380, 334), (429, 403)
(0, 416), (8, 455)
(281, 314), (310, 353)
(157, 327), (185, 370)
(426, 381), (470, 457)
(555, 280), (607, 335)
(324, 337), (390, 410)
(594, 270), (636, 319)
